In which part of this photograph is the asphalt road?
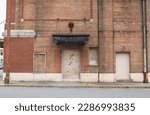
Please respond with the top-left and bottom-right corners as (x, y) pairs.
(0, 87), (150, 98)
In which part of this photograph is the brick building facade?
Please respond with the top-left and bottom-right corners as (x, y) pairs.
(3, 0), (150, 82)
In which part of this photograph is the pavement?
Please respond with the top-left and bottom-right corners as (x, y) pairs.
(0, 80), (150, 88)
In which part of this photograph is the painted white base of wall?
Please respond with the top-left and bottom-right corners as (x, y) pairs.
(2, 72), (149, 83)
(100, 74), (115, 82)
(80, 73), (115, 82)
(148, 73), (150, 82)
(3, 73), (62, 82)
(131, 73), (143, 82)
(33, 74), (62, 81)
(80, 73), (98, 82)
(62, 79), (81, 82)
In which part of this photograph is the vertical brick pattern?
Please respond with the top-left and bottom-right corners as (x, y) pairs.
(6, 0), (16, 23)
(99, 0), (143, 73)
(53, 48), (61, 73)
(100, 0), (114, 73)
(113, 0), (143, 73)
(81, 47), (89, 73)
(147, 0), (150, 72)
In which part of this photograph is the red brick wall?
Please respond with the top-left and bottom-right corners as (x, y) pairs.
(7, 38), (34, 72)
(18, 0), (97, 73)
(81, 47), (89, 73)
(99, 0), (144, 73)
(6, 0), (16, 23)
(147, 0), (150, 72)
(6, 0), (150, 74)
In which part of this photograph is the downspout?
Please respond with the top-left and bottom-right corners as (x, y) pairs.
(97, 0), (100, 82)
(141, 0), (148, 83)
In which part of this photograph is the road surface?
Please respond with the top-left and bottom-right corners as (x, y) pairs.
(0, 87), (150, 98)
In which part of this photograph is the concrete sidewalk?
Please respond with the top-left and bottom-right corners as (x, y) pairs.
(0, 80), (150, 88)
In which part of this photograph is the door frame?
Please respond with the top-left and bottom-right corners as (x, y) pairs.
(61, 46), (81, 80)
(33, 52), (47, 73)
(115, 52), (131, 81)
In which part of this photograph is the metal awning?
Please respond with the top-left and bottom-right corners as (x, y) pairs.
(53, 34), (89, 44)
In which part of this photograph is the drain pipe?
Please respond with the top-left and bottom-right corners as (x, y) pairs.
(141, 0), (148, 83)
(97, 0), (100, 82)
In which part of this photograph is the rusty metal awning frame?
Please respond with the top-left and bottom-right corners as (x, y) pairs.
(53, 34), (89, 45)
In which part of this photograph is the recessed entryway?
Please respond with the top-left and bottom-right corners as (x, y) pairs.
(116, 53), (130, 81)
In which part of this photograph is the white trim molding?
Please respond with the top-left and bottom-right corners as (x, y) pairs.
(3, 30), (36, 38)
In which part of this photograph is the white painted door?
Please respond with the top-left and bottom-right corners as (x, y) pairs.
(116, 53), (130, 80)
(62, 49), (80, 80)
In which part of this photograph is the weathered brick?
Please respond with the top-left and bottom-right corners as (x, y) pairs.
(4, 0), (150, 76)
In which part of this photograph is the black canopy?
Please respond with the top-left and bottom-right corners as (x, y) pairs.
(53, 34), (89, 45)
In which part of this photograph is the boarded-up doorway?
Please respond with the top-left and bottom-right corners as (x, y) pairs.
(116, 53), (130, 81)
(62, 48), (80, 80)
(33, 53), (46, 73)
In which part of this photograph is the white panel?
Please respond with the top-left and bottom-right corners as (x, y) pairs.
(116, 53), (130, 80)
(131, 73), (143, 82)
(80, 73), (98, 82)
(33, 73), (62, 81)
(3, 73), (62, 82)
(100, 73), (115, 82)
(148, 73), (150, 83)
(62, 49), (80, 80)
(3, 30), (36, 37)
(10, 73), (34, 81)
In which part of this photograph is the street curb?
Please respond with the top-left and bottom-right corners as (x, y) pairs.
(1, 85), (150, 88)
(0, 81), (150, 88)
